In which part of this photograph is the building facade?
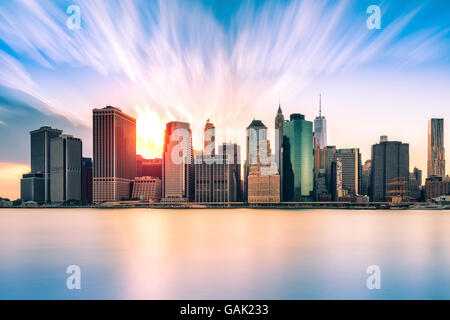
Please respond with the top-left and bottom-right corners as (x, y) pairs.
(335, 148), (361, 196)
(370, 136), (410, 202)
(427, 118), (445, 179)
(132, 176), (161, 201)
(162, 121), (194, 202)
(20, 173), (45, 203)
(50, 134), (82, 203)
(313, 94), (327, 149)
(204, 119), (216, 155)
(82, 157), (93, 204)
(93, 106), (136, 203)
(26, 126), (63, 203)
(282, 114), (313, 201)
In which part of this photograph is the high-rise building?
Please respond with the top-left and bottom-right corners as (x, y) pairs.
(219, 143), (242, 201)
(93, 106), (136, 203)
(247, 140), (280, 203)
(370, 136), (409, 202)
(204, 119), (215, 156)
(335, 148), (362, 196)
(313, 94), (327, 149)
(409, 168), (422, 201)
(361, 160), (372, 196)
(282, 114), (314, 201)
(50, 134), (82, 203)
(244, 119), (268, 201)
(428, 118), (445, 178)
(23, 126), (63, 203)
(161, 121), (194, 202)
(194, 153), (239, 203)
(132, 176), (161, 201)
(275, 104), (285, 172)
(82, 157), (93, 204)
(413, 167), (422, 187)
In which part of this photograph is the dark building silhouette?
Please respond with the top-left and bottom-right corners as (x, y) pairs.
(20, 173), (45, 203)
(136, 155), (162, 179)
(50, 134), (82, 203)
(370, 136), (409, 202)
(82, 157), (93, 204)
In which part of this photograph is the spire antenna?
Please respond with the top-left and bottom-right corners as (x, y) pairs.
(319, 94), (322, 117)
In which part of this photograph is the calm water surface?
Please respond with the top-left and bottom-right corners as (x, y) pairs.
(0, 208), (449, 299)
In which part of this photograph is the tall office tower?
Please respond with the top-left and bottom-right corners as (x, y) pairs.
(204, 119), (216, 155)
(82, 157), (93, 204)
(23, 126), (63, 203)
(194, 153), (238, 203)
(325, 146), (337, 195)
(244, 119), (267, 201)
(335, 148), (362, 196)
(313, 94), (327, 149)
(370, 136), (410, 202)
(218, 143), (242, 201)
(162, 121), (194, 202)
(282, 114), (314, 201)
(428, 118), (445, 178)
(331, 159), (343, 201)
(361, 160), (372, 196)
(413, 167), (422, 187)
(50, 134), (82, 203)
(275, 104), (285, 171)
(247, 140), (280, 203)
(93, 106), (136, 203)
(409, 170), (422, 201)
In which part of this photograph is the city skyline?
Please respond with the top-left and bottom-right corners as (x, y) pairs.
(1, 0), (450, 200)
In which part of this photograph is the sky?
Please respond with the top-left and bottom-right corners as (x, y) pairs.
(0, 0), (449, 200)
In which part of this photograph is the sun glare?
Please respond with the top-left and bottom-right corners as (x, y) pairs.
(136, 107), (165, 159)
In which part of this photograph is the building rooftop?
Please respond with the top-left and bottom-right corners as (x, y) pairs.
(247, 119), (267, 129)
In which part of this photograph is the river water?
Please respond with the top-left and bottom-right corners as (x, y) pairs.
(0, 208), (449, 299)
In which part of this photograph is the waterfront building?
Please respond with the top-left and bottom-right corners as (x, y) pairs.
(20, 173), (45, 203)
(424, 176), (449, 199)
(161, 121), (194, 202)
(132, 176), (161, 201)
(50, 134), (82, 203)
(361, 160), (372, 196)
(427, 118), (445, 178)
(335, 148), (361, 196)
(244, 119), (268, 201)
(218, 143), (242, 201)
(93, 106), (136, 203)
(370, 136), (410, 202)
(194, 153), (239, 203)
(409, 169), (422, 201)
(247, 140), (280, 203)
(275, 104), (285, 174)
(282, 114), (313, 201)
(26, 126), (63, 203)
(82, 157), (93, 204)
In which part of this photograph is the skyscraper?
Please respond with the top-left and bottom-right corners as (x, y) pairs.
(204, 119), (215, 155)
(50, 134), (82, 203)
(162, 121), (194, 202)
(370, 136), (409, 202)
(275, 104), (285, 200)
(244, 119), (267, 201)
(428, 118), (445, 178)
(313, 94), (327, 149)
(335, 148), (362, 196)
(282, 114), (314, 201)
(219, 143), (242, 201)
(24, 126), (63, 203)
(93, 106), (136, 203)
(82, 157), (93, 204)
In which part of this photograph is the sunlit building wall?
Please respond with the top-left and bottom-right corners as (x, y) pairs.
(428, 118), (445, 179)
(93, 106), (136, 203)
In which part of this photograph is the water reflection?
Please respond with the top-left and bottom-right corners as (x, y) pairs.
(0, 209), (449, 299)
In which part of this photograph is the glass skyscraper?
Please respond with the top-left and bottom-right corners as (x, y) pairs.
(428, 118), (445, 179)
(282, 114), (313, 201)
(313, 94), (327, 149)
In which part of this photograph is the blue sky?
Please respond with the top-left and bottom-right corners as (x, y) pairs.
(0, 0), (449, 198)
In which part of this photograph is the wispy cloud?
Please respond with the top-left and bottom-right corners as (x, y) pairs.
(0, 0), (448, 154)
